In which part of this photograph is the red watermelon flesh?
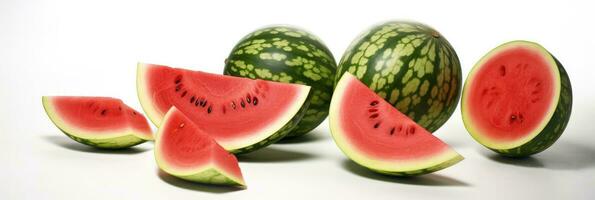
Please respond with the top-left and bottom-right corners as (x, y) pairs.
(329, 73), (462, 175)
(155, 107), (245, 186)
(465, 46), (555, 142)
(137, 63), (310, 153)
(42, 96), (153, 148)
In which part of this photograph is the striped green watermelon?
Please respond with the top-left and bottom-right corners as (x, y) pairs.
(462, 41), (572, 157)
(336, 21), (462, 133)
(224, 25), (336, 138)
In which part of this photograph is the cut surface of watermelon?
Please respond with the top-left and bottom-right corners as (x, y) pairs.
(42, 96), (153, 149)
(462, 41), (572, 156)
(329, 73), (462, 175)
(155, 107), (245, 186)
(137, 63), (310, 153)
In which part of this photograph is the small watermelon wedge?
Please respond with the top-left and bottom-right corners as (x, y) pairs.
(461, 41), (572, 157)
(42, 96), (153, 149)
(329, 73), (463, 176)
(155, 107), (246, 187)
(137, 63), (311, 154)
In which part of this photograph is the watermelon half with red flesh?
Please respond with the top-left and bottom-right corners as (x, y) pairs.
(42, 96), (153, 149)
(462, 41), (572, 157)
(155, 107), (245, 186)
(137, 63), (311, 154)
(330, 73), (463, 176)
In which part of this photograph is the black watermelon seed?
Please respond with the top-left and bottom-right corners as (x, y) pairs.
(390, 127), (395, 135)
(231, 101), (236, 109)
(240, 100), (245, 108)
(369, 113), (379, 119)
(190, 96), (196, 103)
(370, 101), (379, 106)
(207, 106), (212, 114)
(253, 97), (258, 105)
(373, 122), (380, 129)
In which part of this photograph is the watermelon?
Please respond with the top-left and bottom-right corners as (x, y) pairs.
(330, 73), (463, 176)
(155, 107), (245, 186)
(42, 96), (153, 149)
(137, 63), (311, 154)
(224, 25), (336, 137)
(336, 21), (462, 133)
(461, 41), (572, 157)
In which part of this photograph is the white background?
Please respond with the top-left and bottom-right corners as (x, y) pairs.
(1, 0), (594, 199)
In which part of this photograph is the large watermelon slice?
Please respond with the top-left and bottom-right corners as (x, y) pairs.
(137, 63), (311, 154)
(42, 96), (153, 149)
(155, 107), (245, 187)
(461, 40), (572, 157)
(330, 73), (463, 176)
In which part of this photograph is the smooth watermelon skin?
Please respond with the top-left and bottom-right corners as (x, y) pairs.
(224, 25), (336, 138)
(335, 21), (461, 133)
(488, 56), (572, 157)
(61, 131), (145, 149)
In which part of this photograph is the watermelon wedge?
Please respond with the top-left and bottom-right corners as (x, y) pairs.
(330, 73), (463, 176)
(462, 41), (572, 157)
(137, 63), (311, 154)
(42, 96), (153, 149)
(155, 107), (245, 186)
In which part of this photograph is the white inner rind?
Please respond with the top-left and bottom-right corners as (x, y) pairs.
(329, 73), (463, 173)
(136, 63), (311, 151)
(154, 107), (245, 186)
(42, 96), (152, 141)
(461, 41), (562, 150)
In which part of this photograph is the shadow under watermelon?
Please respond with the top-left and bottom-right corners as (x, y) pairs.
(341, 159), (470, 187)
(482, 139), (595, 170)
(237, 147), (317, 163)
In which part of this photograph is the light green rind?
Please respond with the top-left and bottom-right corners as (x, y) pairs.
(335, 21), (462, 133)
(330, 73), (463, 176)
(177, 168), (245, 187)
(461, 41), (572, 157)
(224, 25), (336, 138)
(42, 96), (148, 149)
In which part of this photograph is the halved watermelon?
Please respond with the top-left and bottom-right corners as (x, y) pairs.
(137, 63), (311, 154)
(42, 96), (153, 149)
(155, 107), (245, 186)
(330, 73), (463, 176)
(462, 41), (572, 157)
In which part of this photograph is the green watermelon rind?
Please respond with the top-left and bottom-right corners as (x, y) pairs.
(42, 96), (150, 149)
(330, 73), (463, 176)
(335, 21), (462, 133)
(461, 41), (572, 157)
(224, 25), (336, 137)
(136, 63), (312, 154)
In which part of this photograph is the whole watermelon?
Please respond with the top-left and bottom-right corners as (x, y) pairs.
(224, 25), (336, 138)
(336, 21), (462, 132)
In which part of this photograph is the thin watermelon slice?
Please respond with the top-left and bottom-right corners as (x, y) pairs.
(137, 63), (311, 154)
(42, 96), (153, 149)
(155, 107), (245, 187)
(330, 73), (463, 176)
(462, 41), (572, 157)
